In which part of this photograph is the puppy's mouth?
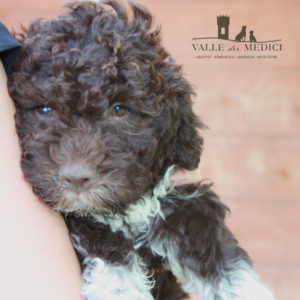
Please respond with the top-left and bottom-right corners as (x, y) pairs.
(60, 185), (98, 205)
(51, 167), (126, 216)
(54, 184), (116, 215)
(62, 180), (95, 195)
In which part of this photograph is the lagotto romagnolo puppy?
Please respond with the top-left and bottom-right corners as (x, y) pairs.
(8, 1), (275, 299)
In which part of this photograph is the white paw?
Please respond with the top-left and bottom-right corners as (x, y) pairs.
(82, 257), (154, 300)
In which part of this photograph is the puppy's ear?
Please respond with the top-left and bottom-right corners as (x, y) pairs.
(172, 80), (206, 171)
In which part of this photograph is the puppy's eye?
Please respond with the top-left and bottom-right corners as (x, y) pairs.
(37, 107), (52, 116)
(111, 105), (128, 117)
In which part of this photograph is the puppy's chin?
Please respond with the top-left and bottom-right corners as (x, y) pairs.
(51, 189), (109, 216)
(49, 181), (134, 217)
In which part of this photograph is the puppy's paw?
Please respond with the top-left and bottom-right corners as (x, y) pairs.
(82, 257), (154, 300)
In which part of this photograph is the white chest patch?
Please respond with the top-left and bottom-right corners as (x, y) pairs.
(92, 165), (178, 248)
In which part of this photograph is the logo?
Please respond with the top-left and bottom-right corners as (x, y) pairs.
(192, 15), (282, 59)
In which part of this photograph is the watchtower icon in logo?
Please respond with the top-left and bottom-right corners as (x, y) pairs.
(217, 15), (230, 40)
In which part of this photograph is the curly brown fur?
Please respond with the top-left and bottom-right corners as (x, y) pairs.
(8, 0), (204, 217)
(7, 1), (275, 300)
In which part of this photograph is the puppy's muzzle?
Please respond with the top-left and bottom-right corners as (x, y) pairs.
(59, 163), (97, 193)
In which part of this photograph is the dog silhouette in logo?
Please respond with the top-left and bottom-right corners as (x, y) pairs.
(235, 26), (247, 41)
(249, 30), (256, 42)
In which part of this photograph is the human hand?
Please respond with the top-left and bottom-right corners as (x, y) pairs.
(170, 167), (202, 186)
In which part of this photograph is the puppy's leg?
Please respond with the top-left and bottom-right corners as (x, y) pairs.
(138, 248), (189, 300)
(148, 185), (275, 300)
(151, 268), (190, 300)
(65, 215), (154, 300)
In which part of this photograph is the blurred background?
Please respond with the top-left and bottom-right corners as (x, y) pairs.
(1, 0), (299, 299)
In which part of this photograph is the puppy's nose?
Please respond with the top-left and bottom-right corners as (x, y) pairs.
(59, 164), (97, 192)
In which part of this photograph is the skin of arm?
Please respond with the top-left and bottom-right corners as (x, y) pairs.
(171, 167), (202, 186)
(0, 60), (84, 300)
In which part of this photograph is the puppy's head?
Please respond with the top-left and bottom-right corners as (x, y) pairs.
(8, 0), (205, 216)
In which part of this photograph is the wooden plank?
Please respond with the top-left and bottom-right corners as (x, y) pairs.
(200, 137), (300, 202)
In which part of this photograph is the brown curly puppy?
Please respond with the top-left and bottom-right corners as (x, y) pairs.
(7, 1), (275, 300)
